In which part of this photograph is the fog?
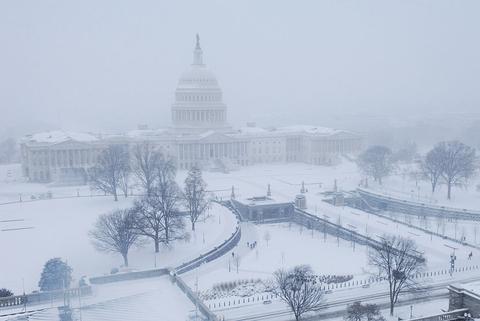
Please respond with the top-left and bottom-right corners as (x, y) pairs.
(4, 3), (480, 319)
(1, 0), (480, 141)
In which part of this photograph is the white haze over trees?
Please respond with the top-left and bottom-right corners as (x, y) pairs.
(1, 0), (480, 150)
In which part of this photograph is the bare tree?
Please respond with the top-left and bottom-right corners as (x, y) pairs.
(264, 230), (271, 247)
(392, 142), (417, 164)
(119, 158), (131, 198)
(421, 147), (444, 193)
(131, 196), (164, 253)
(184, 166), (209, 231)
(153, 155), (184, 244)
(436, 141), (476, 200)
(89, 209), (140, 267)
(132, 155), (184, 252)
(0, 138), (17, 164)
(357, 146), (394, 185)
(274, 265), (324, 321)
(133, 142), (161, 196)
(368, 235), (425, 316)
(89, 144), (130, 201)
(234, 255), (241, 273)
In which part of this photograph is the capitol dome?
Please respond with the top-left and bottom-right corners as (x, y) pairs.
(177, 65), (220, 90)
(171, 35), (229, 133)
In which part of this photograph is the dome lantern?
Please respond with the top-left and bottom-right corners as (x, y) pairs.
(193, 33), (203, 65)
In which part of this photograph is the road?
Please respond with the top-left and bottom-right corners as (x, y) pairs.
(216, 271), (480, 321)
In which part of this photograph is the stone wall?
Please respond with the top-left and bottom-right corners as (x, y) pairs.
(448, 284), (480, 317)
(171, 274), (217, 321)
(293, 208), (382, 247)
(358, 188), (480, 221)
(0, 286), (92, 308)
(89, 268), (170, 284)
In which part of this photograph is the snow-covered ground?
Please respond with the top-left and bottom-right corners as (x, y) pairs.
(178, 162), (480, 271)
(0, 194), (237, 294)
(1, 276), (195, 321)
(2, 161), (480, 320)
(384, 210), (480, 245)
(183, 222), (369, 297)
(320, 297), (449, 321)
(0, 164), (99, 203)
(370, 165), (480, 211)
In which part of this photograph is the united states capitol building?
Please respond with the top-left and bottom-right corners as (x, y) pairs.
(21, 36), (363, 183)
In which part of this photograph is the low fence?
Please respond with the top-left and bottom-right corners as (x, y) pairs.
(89, 268), (170, 284)
(0, 286), (92, 309)
(208, 293), (278, 310)
(358, 203), (480, 251)
(357, 188), (480, 221)
(294, 207), (383, 248)
(205, 265), (480, 310)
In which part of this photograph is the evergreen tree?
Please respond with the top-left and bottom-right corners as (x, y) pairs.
(38, 258), (72, 291)
(184, 166), (209, 231)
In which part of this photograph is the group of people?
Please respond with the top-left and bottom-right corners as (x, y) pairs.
(246, 241), (257, 249)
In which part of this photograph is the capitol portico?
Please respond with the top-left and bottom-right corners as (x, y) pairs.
(20, 35), (363, 183)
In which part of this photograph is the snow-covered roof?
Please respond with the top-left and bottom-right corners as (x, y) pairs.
(25, 130), (99, 144)
(234, 125), (349, 137)
(237, 126), (269, 134)
(276, 125), (341, 135)
(126, 128), (171, 139)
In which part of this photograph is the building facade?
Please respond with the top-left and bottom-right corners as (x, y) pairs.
(21, 36), (363, 183)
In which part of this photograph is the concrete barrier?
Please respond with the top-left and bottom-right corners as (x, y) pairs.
(0, 286), (92, 308)
(89, 268), (170, 284)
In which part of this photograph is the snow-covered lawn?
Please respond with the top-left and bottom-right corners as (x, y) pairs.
(2, 160), (480, 318)
(184, 222), (370, 298)
(0, 196), (237, 294)
(0, 276), (195, 321)
(384, 210), (480, 246)
(372, 166), (480, 211)
(0, 164), (98, 203)
(182, 162), (480, 273)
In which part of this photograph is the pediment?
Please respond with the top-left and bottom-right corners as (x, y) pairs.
(197, 131), (237, 143)
(51, 139), (95, 149)
(327, 131), (360, 140)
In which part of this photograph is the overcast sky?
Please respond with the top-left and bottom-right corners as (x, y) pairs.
(1, 0), (479, 135)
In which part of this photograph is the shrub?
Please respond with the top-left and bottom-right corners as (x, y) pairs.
(0, 288), (13, 297)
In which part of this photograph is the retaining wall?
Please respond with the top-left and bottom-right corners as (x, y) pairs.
(293, 208), (383, 248)
(0, 286), (92, 309)
(357, 188), (480, 221)
(89, 268), (170, 284)
(172, 274), (218, 321)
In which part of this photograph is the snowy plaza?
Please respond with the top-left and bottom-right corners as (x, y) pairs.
(2, 160), (480, 320)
